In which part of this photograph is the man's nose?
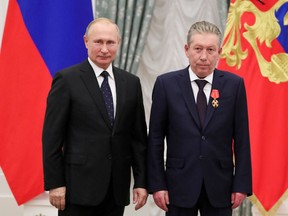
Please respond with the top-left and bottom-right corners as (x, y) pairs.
(101, 44), (108, 52)
(200, 50), (208, 60)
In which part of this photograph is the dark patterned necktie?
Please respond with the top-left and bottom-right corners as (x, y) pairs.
(195, 80), (207, 127)
(100, 71), (114, 126)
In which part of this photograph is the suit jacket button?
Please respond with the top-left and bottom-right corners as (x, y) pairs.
(107, 154), (112, 160)
(201, 136), (205, 140)
(199, 155), (203, 159)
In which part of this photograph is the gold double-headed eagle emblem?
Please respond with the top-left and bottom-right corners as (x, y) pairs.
(221, 0), (288, 84)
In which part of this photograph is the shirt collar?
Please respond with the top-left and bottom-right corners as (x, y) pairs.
(88, 58), (114, 80)
(188, 66), (214, 84)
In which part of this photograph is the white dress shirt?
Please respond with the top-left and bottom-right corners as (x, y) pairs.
(188, 66), (214, 105)
(88, 58), (116, 117)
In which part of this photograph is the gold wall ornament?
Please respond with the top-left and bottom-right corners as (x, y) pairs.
(221, 0), (288, 84)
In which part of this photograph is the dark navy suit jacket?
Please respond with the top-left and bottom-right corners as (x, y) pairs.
(147, 67), (252, 208)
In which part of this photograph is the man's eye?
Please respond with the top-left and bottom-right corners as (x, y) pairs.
(107, 41), (116, 46)
(207, 48), (215, 53)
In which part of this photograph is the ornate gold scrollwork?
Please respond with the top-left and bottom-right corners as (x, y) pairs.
(221, 0), (288, 84)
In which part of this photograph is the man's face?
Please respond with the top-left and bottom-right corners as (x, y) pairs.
(185, 33), (221, 78)
(84, 22), (120, 69)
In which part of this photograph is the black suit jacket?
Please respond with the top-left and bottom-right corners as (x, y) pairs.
(43, 60), (147, 206)
(147, 67), (252, 208)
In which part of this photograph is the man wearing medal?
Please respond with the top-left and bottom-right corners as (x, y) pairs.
(147, 21), (252, 216)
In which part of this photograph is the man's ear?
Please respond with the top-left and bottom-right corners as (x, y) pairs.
(184, 44), (190, 57)
(83, 35), (88, 48)
(184, 44), (189, 52)
(218, 47), (222, 54)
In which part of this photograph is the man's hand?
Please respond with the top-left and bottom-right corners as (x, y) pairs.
(231, 192), (247, 209)
(49, 186), (66, 210)
(133, 188), (148, 210)
(153, 190), (169, 212)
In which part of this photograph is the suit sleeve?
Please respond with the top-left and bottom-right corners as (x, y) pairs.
(131, 77), (148, 189)
(147, 77), (168, 193)
(42, 73), (70, 190)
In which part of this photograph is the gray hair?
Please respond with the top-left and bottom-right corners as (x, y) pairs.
(187, 21), (222, 47)
(84, 17), (121, 40)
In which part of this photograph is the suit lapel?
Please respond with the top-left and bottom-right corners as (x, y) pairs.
(80, 60), (113, 129)
(112, 67), (125, 132)
(203, 69), (224, 130)
(177, 68), (202, 129)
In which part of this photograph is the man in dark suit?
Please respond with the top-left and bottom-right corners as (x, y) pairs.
(147, 21), (252, 216)
(42, 18), (148, 216)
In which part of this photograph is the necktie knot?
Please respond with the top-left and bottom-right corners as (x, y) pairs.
(101, 71), (109, 79)
(195, 79), (207, 90)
